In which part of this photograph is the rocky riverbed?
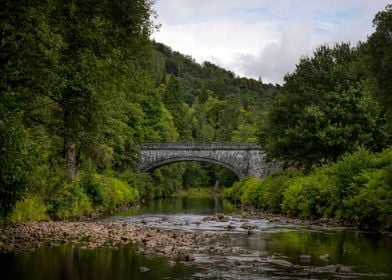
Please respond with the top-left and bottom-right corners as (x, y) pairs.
(2, 209), (391, 279)
(0, 221), (222, 261)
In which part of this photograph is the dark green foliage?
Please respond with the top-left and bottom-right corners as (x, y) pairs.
(367, 4), (392, 121)
(120, 171), (155, 200)
(0, 107), (29, 217)
(46, 181), (92, 219)
(80, 164), (105, 206)
(260, 43), (388, 168)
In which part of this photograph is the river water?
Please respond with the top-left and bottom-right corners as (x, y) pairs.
(1, 196), (392, 279)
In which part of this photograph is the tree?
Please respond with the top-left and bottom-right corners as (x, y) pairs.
(259, 43), (384, 169)
(0, 0), (157, 179)
(162, 76), (192, 139)
(367, 4), (392, 125)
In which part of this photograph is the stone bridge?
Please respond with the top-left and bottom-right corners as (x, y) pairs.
(136, 142), (281, 178)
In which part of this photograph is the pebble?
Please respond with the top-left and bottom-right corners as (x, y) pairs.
(139, 267), (150, 273)
(299, 255), (311, 262)
(269, 259), (294, 267)
(336, 265), (352, 273)
(319, 254), (330, 261)
(184, 253), (195, 262)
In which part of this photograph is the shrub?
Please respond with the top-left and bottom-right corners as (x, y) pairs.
(257, 171), (298, 212)
(120, 170), (155, 200)
(80, 169), (105, 206)
(46, 182), (92, 219)
(282, 170), (334, 218)
(345, 165), (392, 230)
(224, 177), (249, 204)
(95, 175), (139, 210)
(332, 148), (375, 200)
(240, 177), (264, 206)
(225, 171), (299, 212)
(10, 196), (49, 222)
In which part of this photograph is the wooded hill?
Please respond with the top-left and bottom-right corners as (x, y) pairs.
(2, 1), (391, 229)
(0, 0), (280, 221)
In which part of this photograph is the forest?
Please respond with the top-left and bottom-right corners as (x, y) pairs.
(1, 1), (391, 230)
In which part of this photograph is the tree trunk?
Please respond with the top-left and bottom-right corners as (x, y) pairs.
(65, 141), (77, 179)
(63, 97), (77, 180)
(213, 180), (220, 194)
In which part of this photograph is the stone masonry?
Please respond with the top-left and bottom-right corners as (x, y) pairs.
(136, 142), (281, 178)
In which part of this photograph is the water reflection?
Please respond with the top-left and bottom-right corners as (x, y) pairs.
(0, 244), (200, 280)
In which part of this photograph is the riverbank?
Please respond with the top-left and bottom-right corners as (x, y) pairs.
(0, 211), (322, 255)
(224, 147), (392, 232)
(0, 209), (359, 256)
(0, 221), (218, 260)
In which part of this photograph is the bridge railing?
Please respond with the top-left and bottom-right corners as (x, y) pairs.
(140, 141), (261, 150)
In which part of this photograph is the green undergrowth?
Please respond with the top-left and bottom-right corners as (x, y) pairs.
(173, 187), (219, 198)
(225, 147), (392, 231)
(7, 169), (140, 222)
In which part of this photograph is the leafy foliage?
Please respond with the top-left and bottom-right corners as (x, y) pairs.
(259, 43), (388, 168)
(0, 107), (30, 217)
(225, 147), (392, 230)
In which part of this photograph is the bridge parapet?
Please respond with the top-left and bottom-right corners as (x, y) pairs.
(140, 142), (260, 150)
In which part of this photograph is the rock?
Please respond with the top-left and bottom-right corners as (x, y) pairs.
(336, 265), (352, 273)
(319, 254), (330, 261)
(221, 216), (231, 222)
(139, 267), (150, 273)
(269, 259), (294, 267)
(234, 259), (241, 266)
(184, 253), (195, 262)
(240, 223), (255, 230)
(227, 223), (236, 230)
(217, 214), (225, 221)
(299, 255), (311, 262)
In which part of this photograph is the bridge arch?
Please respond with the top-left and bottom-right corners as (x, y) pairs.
(136, 142), (282, 178)
(139, 156), (241, 177)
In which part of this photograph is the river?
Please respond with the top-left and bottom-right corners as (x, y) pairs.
(1, 196), (392, 279)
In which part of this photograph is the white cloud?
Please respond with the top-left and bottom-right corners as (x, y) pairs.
(152, 0), (390, 84)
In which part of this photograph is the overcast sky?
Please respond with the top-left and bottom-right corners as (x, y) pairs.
(152, 0), (390, 84)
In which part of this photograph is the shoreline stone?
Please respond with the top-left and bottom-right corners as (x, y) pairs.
(0, 221), (217, 258)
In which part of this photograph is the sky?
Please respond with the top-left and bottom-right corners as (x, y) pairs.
(152, 0), (390, 84)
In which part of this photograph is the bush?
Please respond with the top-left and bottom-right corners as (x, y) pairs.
(80, 168), (105, 206)
(332, 148), (375, 200)
(225, 171), (298, 212)
(120, 170), (155, 200)
(10, 196), (49, 222)
(225, 146), (392, 230)
(224, 177), (250, 204)
(0, 107), (29, 217)
(95, 175), (139, 210)
(281, 171), (333, 218)
(239, 177), (264, 206)
(257, 171), (297, 212)
(46, 181), (92, 219)
(345, 164), (392, 229)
